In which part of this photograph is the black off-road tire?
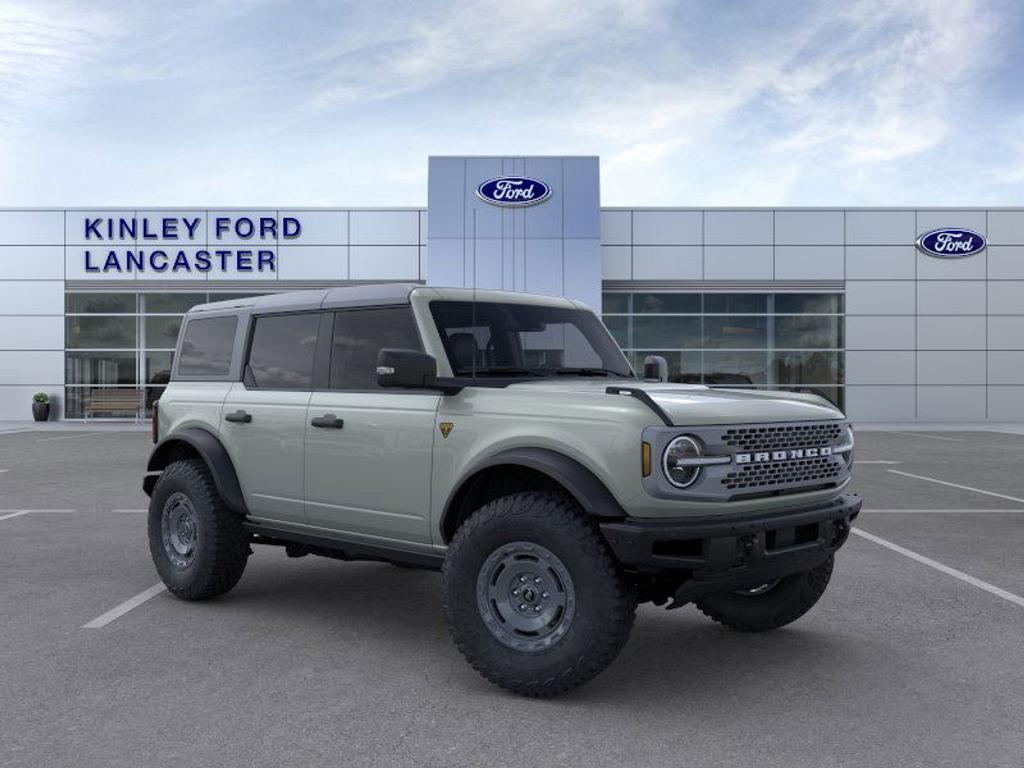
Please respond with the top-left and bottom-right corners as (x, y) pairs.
(694, 556), (834, 632)
(442, 492), (636, 697)
(148, 459), (249, 600)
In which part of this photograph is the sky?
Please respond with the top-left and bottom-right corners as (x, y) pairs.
(0, 0), (1022, 207)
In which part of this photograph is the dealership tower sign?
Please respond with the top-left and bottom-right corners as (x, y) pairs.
(475, 176), (551, 207)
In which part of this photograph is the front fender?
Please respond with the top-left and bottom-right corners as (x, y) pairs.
(144, 427), (247, 514)
(443, 446), (627, 523)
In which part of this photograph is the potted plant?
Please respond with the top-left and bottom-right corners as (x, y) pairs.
(32, 392), (50, 422)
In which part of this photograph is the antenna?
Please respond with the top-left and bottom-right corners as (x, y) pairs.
(471, 208), (477, 381)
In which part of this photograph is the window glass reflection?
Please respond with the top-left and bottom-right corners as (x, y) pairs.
(774, 316), (842, 349)
(703, 316), (767, 349)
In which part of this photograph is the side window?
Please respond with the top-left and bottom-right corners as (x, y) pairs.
(246, 313), (319, 389)
(330, 307), (421, 390)
(176, 316), (237, 377)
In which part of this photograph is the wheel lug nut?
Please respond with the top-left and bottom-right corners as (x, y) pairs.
(534, 577), (542, 584)
(520, 576), (527, 583)
(534, 606), (542, 612)
(512, 589), (520, 596)
(519, 604), (527, 610)
(541, 591), (549, 599)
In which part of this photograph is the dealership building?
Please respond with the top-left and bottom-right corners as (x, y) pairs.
(1, 155), (1022, 423)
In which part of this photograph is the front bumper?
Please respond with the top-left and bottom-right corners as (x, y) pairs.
(599, 493), (861, 605)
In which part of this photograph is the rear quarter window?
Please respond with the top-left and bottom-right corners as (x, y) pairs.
(176, 315), (238, 378)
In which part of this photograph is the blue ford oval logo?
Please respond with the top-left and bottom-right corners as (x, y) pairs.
(916, 228), (986, 258)
(476, 176), (551, 207)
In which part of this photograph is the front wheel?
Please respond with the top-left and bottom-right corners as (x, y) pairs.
(148, 459), (249, 600)
(694, 556), (834, 632)
(442, 492), (636, 697)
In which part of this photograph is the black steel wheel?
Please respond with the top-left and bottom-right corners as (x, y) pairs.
(148, 459), (249, 600)
(443, 492), (636, 697)
(476, 541), (576, 653)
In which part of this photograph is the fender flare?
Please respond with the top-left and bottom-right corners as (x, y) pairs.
(442, 447), (626, 537)
(144, 427), (247, 514)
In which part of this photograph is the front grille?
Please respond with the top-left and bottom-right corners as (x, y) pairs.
(721, 455), (842, 491)
(721, 422), (844, 452)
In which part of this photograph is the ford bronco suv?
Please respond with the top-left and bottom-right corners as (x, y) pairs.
(144, 284), (860, 697)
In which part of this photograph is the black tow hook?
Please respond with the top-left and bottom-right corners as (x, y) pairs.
(833, 520), (850, 545)
(735, 535), (756, 566)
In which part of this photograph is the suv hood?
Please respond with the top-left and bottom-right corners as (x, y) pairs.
(505, 379), (843, 425)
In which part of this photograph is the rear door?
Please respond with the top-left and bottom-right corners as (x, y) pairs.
(304, 306), (440, 544)
(220, 311), (320, 524)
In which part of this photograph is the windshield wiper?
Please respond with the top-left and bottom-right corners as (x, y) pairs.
(466, 367), (546, 377)
(550, 367), (624, 377)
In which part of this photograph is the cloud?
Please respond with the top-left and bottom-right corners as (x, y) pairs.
(0, 0), (1020, 206)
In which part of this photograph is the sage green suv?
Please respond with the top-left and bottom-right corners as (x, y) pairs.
(144, 284), (860, 697)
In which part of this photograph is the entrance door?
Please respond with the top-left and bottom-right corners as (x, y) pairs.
(304, 306), (439, 544)
(220, 311), (320, 524)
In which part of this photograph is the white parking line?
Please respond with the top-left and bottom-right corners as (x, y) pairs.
(82, 583), (167, 629)
(856, 460), (901, 465)
(112, 509), (147, 513)
(887, 469), (1024, 505)
(0, 468), (9, 472)
(36, 432), (105, 442)
(852, 528), (1024, 609)
(889, 431), (964, 442)
(860, 512), (1024, 518)
(0, 509), (75, 520)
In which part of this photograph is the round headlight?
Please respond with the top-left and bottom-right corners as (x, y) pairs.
(663, 435), (703, 488)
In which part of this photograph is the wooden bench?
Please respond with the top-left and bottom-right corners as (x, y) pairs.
(84, 389), (144, 421)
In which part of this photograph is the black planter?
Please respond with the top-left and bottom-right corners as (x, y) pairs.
(32, 402), (50, 422)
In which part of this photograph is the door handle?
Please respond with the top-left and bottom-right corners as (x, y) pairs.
(225, 410), (252, 424)
(310, 414), (344, 429)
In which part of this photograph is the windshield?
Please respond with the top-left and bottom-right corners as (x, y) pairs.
(429, 301), (633, 379)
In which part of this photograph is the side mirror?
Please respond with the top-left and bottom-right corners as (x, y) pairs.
(377, 348), (438, 389)
(642, 355), (668, 383)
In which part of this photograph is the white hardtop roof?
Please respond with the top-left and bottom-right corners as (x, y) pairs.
(187, 284), (580, 314)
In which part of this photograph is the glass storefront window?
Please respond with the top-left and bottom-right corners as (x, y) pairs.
(702, 351), (768, 385)
(144, 316), (183, 349)
(66, 316), (137, 348)
(602, 291), (845, 408)
(633, 316), (701, 348)
(633, 293), (700, 314)
(65, 293), (136, 314)
(704, 294), (767, 314)
(145, 293), (207, 314)
(146, 352), (174, 385)
(773, 351), (844, 385)
(66, 352), (138, 385)
(601, 293), (629, 314)
(775, 294), (844, 314)
(774, 316), (843, 349)
(703, 316), (767, 349)
(63, 289), (272, 418)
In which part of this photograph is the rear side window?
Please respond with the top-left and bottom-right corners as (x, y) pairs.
(330, 307), (421, 390)
(176, 316), (237, 377)
(246, 313), (320, 389)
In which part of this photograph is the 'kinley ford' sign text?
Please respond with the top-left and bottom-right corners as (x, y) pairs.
(82, 215), (302, 274)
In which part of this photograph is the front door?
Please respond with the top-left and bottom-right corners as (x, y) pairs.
(220, 311), (320, 525)
(304, 306), (439, 544)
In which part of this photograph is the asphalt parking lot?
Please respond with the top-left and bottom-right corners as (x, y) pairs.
(2, 428), (1023, 768)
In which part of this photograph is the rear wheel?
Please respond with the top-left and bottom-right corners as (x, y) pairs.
(148, 459), (249, 600)
(694, 556), (834, 632)
(443, 492), (636, 697)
